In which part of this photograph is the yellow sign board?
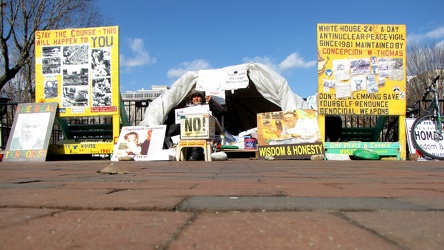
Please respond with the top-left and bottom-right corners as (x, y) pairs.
(34, 26), (119, 116)
(177, 140), (208, 147)
(48, 139), (114, 155)
(317, 24), (406, 115)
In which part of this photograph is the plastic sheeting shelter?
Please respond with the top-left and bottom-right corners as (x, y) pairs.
(140, 63), (308, 135)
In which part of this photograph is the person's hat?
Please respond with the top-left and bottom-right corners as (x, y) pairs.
(190, 90), (204, 99)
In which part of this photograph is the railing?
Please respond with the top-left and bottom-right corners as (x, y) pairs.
(0, 102), (18, 150)
(326, 115), (399, 142)
(416, 99), (444, 117)
(0, 99), (148, 150)
(1, 100), (402, 149)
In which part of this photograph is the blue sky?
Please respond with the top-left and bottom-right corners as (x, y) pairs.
(97, 0), (444, 98)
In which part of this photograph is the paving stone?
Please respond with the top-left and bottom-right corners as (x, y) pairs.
(0, 188), (184, 210)
(0, 208), (60, 228)
(399, 197), (444, 210)
(177, 197), (427, 212)
(170, 212), (399, 249)
(0, 211), (192, 250)
(344, 211), (444, 250)
(0, 160), (443, 249)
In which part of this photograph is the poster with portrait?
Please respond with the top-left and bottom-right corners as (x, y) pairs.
(111, 125), (166, 161)
(256, 109), (324, 159)
(3, 103), (58, 162)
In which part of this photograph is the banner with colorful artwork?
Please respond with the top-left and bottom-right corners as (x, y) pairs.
(34, 26), (119, 116)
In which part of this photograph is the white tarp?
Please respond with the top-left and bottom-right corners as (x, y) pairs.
(140, 62), (307, 126)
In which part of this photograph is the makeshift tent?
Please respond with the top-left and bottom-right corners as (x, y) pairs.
(140, 62), (308, 135)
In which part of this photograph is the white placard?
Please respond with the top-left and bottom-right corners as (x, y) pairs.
(406, 118), (444, 159)
(196, 69), (249, 91)
(174, 105), (210, 124)
(111, 125), (167, 161)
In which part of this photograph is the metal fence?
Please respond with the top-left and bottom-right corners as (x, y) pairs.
(342, 115), (399, 142)
(0, 100), (149, 150)
(0, 100), (402, 150)
(0, 102), (18, 150)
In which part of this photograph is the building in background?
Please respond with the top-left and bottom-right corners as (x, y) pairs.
(122, 85), (169, 125)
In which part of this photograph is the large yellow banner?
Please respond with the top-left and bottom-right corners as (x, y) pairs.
(317, 24), (406, 115)
(35, 26), (119, 116)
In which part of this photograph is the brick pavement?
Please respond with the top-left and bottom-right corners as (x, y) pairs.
(0, 159), (443, 249)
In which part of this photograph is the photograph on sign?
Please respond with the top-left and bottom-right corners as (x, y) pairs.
(44, 78), (58, 98)
(111, 125), (166, 161)
(256, 109), (324, 159)
(257, 109), (321, 145)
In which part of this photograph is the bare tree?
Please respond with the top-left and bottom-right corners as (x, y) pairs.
(0, 0), (107, 102)
(406, 40), (444, 110)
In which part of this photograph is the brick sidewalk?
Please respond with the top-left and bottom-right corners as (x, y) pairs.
(0, 160), (443, 249)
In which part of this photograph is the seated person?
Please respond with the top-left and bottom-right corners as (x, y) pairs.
(187, 90), (225, 118)
(166, 90), (225, 160)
